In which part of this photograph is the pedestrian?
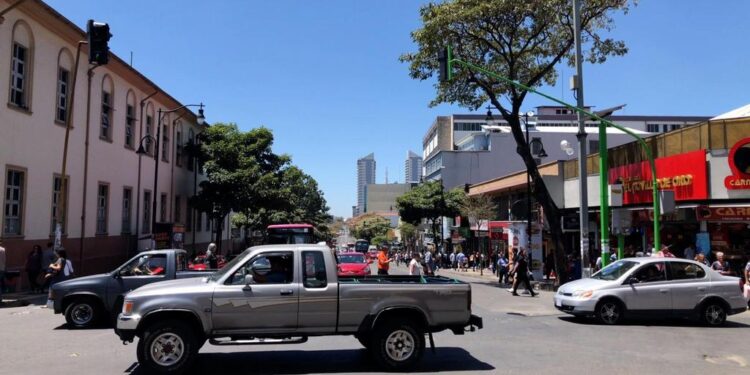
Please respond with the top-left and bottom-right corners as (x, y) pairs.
(497, 251), (509, 285)
(45, 249), (73, 307)
(41, 242), (56, 292)
(683, 244), (695, 260)
(743, 257), (750, 306)
(423, 249), (434, 275)
(710, 251), (733, 276)
(694, 253), (709, 266)
(511, 249), (536, 297)
(204, 243), (218, 269)
(0, 239), (6, 304)
(449, 251), (456, 270)
(25, 245), (43, 293)
(377, 246), (392, 275)
(657, 244), (676, 258)
(409, 253), (423, 276)
(469, 253), (476, 272)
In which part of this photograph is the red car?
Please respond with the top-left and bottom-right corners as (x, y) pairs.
(188, 254), (227, 270)
(336, 252), (371, 277)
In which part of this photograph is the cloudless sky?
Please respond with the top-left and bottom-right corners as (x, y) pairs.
(44, 0), (750, 218)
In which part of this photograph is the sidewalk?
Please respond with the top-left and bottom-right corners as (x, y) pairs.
(433, 265), (557, 291)
(0, 291), (47, 308)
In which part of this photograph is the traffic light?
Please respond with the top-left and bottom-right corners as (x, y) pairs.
(438, 48), (449, 82)
(87, 19), (111, 65)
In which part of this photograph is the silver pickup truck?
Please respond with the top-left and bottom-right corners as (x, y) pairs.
(116, 244), (482, 373)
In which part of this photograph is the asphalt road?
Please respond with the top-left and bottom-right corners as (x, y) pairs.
(1, 263), (749, 375)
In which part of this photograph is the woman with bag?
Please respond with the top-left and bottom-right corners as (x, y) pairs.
(45, 249), (73, 307)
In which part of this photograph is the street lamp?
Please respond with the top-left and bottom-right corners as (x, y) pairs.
(136, 103), (205, 249)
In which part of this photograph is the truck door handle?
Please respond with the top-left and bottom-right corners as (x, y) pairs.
(697, 287), (706, 292)
(280, 289), (294, 296)
(242, 285), (252, 292)
(659, 289), (669, 293)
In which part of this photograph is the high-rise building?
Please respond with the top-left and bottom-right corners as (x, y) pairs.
(356, 153), (376, 215)
(404, 151), (423, 183)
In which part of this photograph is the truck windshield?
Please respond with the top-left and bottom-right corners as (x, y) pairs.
(208, 249), (251, 282)
(591, 260), (638, 281)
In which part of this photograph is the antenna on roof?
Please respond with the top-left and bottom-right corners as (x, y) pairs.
(129, 51), (133, 67)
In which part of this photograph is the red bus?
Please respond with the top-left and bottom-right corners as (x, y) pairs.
(266, 223), (316, 244)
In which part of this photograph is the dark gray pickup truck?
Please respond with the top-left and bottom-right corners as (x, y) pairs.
(116, 244), (482, 373)
(51, 249), (210, 328)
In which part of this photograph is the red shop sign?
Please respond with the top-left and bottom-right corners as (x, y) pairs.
(724, 137), (750, 190)
(696, 205), (750, 221)
(608, 149), (708, 204)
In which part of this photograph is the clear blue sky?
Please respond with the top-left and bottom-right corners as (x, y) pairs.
(45, 0), (750, 218)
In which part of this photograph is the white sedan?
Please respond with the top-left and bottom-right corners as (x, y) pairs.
(554, 257), (747, 326)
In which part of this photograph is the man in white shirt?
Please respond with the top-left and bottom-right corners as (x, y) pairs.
(409, 253), (423, 276)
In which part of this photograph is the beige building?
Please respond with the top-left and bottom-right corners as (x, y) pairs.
(364, 183), (414, 213)
(0, 0), (226, 282)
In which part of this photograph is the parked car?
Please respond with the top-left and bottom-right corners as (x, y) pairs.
(50, 249), (211, 328)
(336, 252), (371, 277)
(554, 257), (747, 326)
(188, 254), (227, 270)
(116, 244), (482, 374)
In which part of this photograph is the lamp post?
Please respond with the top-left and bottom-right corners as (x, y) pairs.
(136, 103), (205, 249)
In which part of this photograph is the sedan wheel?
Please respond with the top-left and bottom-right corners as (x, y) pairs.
(702, 303), (727, 326)
(596, 300), (623, 325)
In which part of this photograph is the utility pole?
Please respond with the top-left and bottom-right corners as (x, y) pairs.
(572, 0), (591, 278)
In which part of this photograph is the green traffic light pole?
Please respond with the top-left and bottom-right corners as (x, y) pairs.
(441, 46), (661, 267)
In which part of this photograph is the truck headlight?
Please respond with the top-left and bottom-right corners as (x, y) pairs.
(572, 290), (593, 299)
(122, 300), (134, 316)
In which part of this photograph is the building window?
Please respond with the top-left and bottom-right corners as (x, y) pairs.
(10, 43), (28, 108)
(647, 124), (659, 133)
(671, 124), (681, 131)
(100, 90), (112, 140)
(186, 203), (193, 232)
(145, 114), (154, 156)
(160, 193), (167, 222)
(4, 169), (25, 235)
(122, 188), (132, 234)
(96, 184), (109, 234)
(175, 128), (183, 167)
(205, 213), (211, 232)
(125, 92), (136, 149)
(162, 125), (169, 162)
(55, 68), (69, 122)
(143, 191), (151, 233)
(187, 129), (195, 172)
(174, 195), (181, 224)
(50, 176), (68, 234)
(662, 124), (669, 133)
(196, 210), (203, 232)
(589, 140), (600, 152)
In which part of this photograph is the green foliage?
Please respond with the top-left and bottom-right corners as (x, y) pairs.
(371, 235), (388, 247)
(401, 0), (631, 111)
(460, 194), (496, 223)
(399, 222), (417, 242)
(396, 181), (463, 226)
(352, 215), (391, 242)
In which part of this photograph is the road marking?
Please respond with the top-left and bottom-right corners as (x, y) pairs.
(703, 354), (747, 367)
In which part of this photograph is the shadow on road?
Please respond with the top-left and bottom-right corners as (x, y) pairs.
(53, 322), (111, 330)
(125, 347), (495, 374)
(558, 315), (750, 328)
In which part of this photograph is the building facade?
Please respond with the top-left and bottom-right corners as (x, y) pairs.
(356, 153), (375, 215)
(364, 183), (414, 213)
(0, 0), (225, 284)
(404, 150), (422, 183)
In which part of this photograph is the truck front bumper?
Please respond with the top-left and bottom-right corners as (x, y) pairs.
(115, 313), (141, 342)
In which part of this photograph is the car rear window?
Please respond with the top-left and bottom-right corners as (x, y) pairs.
(668, 261), (706, 280)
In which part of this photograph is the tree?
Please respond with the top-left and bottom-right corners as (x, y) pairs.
(401, 0), (632, 284)
(459, 193), (497, 274)
(190, 124), (289, 253)
(351, 215), (391, 242)
(396, 181), (464, 248)
(399, 222), (418, 252)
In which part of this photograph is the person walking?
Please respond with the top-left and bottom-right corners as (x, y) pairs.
(511, 249), (536, 297)
(45, 249), (73, 307)
(497, 251), (509, 285)
(0, 240), (6, 304)
(25, 245), (43, 293)
(41, 242), (56, 292)
(423, 249), (434, 275)
(377, 247), (392, 275)
(409, 253), (423, 276)
(711, 251), (733, 276)
(683, 244), (695, 260)
(205, 243), (218, 269)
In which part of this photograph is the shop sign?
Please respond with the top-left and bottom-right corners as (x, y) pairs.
(724, 137), (750, 190)
(696, 205), (750, 221)
(608, 150), (708, 204)
(562, 212), (580, 231)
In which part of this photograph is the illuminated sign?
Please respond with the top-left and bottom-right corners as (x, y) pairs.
(696, 205), (750, 221)
(724, 137), (750, 190)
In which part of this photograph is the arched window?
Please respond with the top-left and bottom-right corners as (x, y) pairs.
(125, 90), (136, 148)
(55, 48), (73, 123)
(9, 20), (35, 110)
(161, 113), (169, 162)
(175, 121), (183, 167)
(145, 102), (155, 156)
(100, 75), (114, 141)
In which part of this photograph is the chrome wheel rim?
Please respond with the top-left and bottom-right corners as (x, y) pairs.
(705, 305), (725, 325)
(71, 303), (93, 325)
(600, 303), (620, 324)
(150, 333), (185, 367)
(385, 330), (415, 362)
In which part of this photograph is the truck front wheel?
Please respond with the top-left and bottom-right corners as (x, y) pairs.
(370, 320), (425, 371)
(64, 297), (101, 328)
(137, 320), (198, 374)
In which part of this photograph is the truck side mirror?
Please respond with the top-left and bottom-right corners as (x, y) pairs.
(628, 277), (639, 285)
(243, 274), (254, 288)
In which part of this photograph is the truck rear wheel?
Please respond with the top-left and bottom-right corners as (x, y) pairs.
(370, 320), (425, 371)
(137, 320), (198, 374)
